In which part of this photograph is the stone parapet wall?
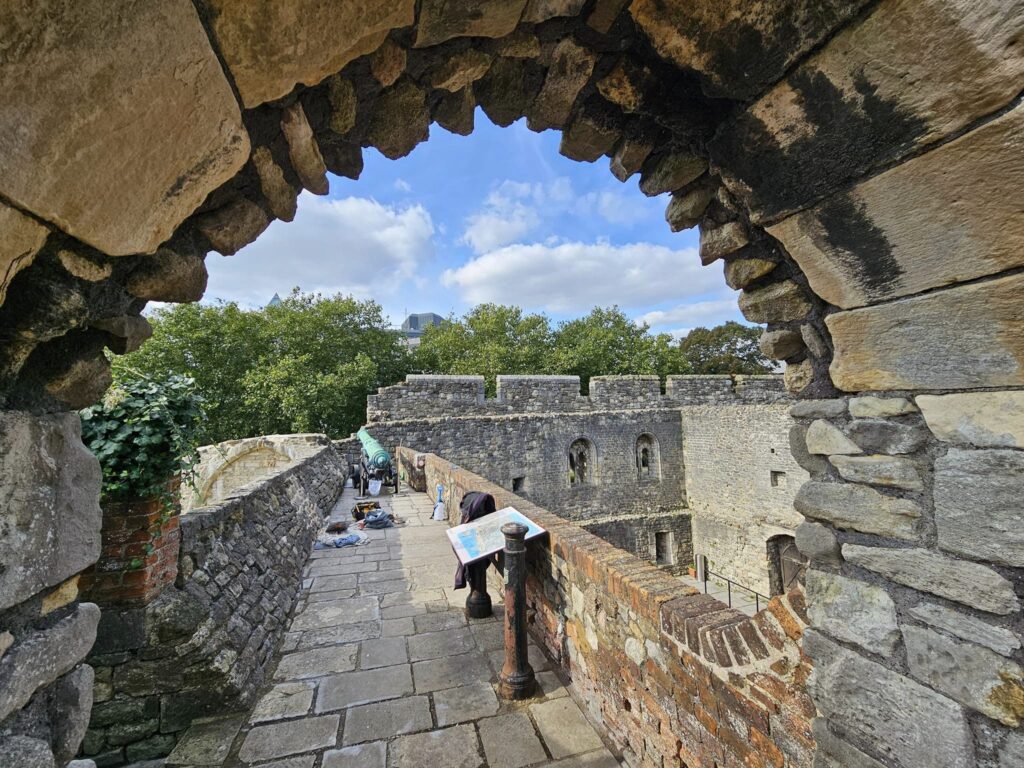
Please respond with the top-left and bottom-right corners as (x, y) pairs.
(409, 449), (815, 768)
(367, 374), (786, 421)
(81, 441), (345, 766)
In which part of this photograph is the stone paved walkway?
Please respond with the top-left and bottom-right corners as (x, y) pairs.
(167, 486), (619, 768)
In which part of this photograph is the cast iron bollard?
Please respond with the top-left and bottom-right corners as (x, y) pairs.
(499, 522), (535, 699)
(465, 559), (492, 618)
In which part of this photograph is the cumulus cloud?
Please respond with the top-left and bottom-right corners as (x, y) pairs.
(637, 299), (746, 337)
(204, 192), (434, 306)
(394, 178), (412, 193)
(442, 240), (721, 313)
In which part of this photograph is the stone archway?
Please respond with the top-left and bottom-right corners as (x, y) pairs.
(1, 2), (1023, 767)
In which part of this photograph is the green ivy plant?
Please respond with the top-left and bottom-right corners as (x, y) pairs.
(80, 374), (205, 510)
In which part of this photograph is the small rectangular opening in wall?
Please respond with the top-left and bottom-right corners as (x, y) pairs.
(771, 470), (787, 488)
(512, 476), (526, 493)
(655, 531), (673, 566)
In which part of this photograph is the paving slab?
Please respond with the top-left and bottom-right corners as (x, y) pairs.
(530, 699), (604, 759)
(478, 713), (548, 768)
(298, 620), (381, 649)
(251, 681), (315, 723)
(323, 741), (386, 768)
(290, 597), (378, 631)
(413, 652), (493, 693)
(434, 681), (500, 726)
(311, 574), (358, 592)
(342, 696), (432, 745)
(409, 627), (476, 662)
(390, 724), (484, 768)
(381, 617), (416, 637)
(249, 756), (316, 768)
(549, 750), (620, 768)
(167, 714), (245, 766)
(237, 715), (339, 763)
(274, 645), (358, 680)
(316, 664), (413, 711)
(359, 636), (408, 669)
(414, 609), (467, 633)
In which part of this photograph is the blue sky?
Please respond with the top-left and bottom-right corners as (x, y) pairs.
(205, 109), (744, 338)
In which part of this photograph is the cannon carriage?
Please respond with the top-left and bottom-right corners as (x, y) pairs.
(353, 427), (399, 496)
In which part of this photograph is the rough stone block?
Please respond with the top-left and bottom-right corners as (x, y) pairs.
(0, 735), (56, 768)
(846, 419), (927, 455)
(126, 248), (208, 304)
(609, 136), (653, 182)
(238, 715), (339, 763)
(0, 0), (249, 256)
(50, 665), (95, 763)
(904, 625), (1024, 726)
(370, 39), (406, 88)
(794, 522), (841, 565)
(804, 420), (861, 456)
(528, 39), (597, 132)
(934, 448), (1024, 567)
(805, 570), (899, 654)
(827, 272), (1024, 391)
(0, 412), (101, 610)
(253, 147), (299, 223)
(794, 482), (920, 540)
(0, 603), (100, 722)
(0, 203), (48, 307)
(724, 257), (777, 290)
(790, 400), (847, 420)
(282, 103), (328, 195)
(806, 629), (973, 768)
(699, 222), (749, 265)
(429, 51), (494, 92)
(760, 329), (804, 361)
(167, 714), (245, 765)
(196, 198), (272, 257)
(716, 1), (1024, 222)
(639, 153), (707, 197)
(666, 187), (714, 232)
(848, 397), (916, 418)
(908, 602), (1020, 658)
(414, 0), (528, 47)
(829, 455), (923, 491)
(842, 544), (1019, 615)
(367, 79), (431, 160)
(917, 391), (1024, 449)
(738, 281), (812, 323)
(206, 0), (414, 107)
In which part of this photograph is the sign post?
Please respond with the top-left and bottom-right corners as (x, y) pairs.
(498, 521), (535, 700)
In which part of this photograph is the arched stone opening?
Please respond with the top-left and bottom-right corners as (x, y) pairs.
(0, 2), (1022, 768)
(766, 533), (806, 596)
(634, 432), (660, 481)
(567, 437), (596, 487)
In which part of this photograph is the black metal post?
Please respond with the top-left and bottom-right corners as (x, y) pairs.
(499, 522), (535, 700)
(465, 559), (492, 619)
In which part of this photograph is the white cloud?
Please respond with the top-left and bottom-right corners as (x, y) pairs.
(442, 241), (723, 313)
(394, 178), (412, 193)
(204, 192), (434, 306)
(637, 299), (747, 337)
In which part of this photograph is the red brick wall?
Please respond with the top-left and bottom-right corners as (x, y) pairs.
(80, 493), (180, 607)
(407, 448), (816, 768)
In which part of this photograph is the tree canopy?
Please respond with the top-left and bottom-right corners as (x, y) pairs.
(677, 321), (773, 375)
(117, 292), (770, 445)
(113, 290), (411, 444)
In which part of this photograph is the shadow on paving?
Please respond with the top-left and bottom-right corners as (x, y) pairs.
(162, 486), (622, 768)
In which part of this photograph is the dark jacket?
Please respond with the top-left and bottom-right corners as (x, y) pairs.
(453, 491), (496, 589)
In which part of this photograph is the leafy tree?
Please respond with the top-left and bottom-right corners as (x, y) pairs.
(550, 307), (689, 392)
(414, 304), (553, 395)
(678, 321), (773, 375)
(113, 290), (411, 442)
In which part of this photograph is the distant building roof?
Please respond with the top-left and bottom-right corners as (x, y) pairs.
(267, 293), (282, 308)
(401, 312), (444, 336)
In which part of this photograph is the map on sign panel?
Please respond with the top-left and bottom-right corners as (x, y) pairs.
(447, 507), (546, 565)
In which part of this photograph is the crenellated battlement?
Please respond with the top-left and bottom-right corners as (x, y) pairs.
(365, 373), (788, 422)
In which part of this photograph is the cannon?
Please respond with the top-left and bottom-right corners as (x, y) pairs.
(354, 427), (399, 496)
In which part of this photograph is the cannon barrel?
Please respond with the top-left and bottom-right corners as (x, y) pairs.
(357, 427), (391, 470)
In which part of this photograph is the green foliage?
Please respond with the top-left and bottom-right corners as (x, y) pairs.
(414, 304), (554, 395)
(678, 321), (773, 375)
(112, 290), (411, 442)
(80, 375), (204, 504)
(549, 307), (689, 392)
(416, 305), (695, 393)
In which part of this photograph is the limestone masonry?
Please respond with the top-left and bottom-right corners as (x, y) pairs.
(1, 1), (1023, 767)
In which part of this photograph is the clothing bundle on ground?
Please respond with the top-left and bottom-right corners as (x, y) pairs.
(453, 491), (496, 589)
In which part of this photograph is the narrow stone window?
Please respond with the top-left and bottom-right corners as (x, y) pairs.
(771, 470), (787, 488)
(635, 434), (659, 481)
(512, 476), (526, 493)
(655, 531), (674, 566)
(568, 438), (593, 487)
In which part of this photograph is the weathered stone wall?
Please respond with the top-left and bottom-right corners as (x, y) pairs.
(681, 403), (809, 595)
(411, 449), (815, 768)
(582, 511), (694, 576)
(0, 412), (102, 767)
(790, 393), (1024, 767)
(182, 433), (332, 513)
(80, 441), (344, 766)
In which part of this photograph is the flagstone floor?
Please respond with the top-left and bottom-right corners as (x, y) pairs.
(166, 485), (620, 768)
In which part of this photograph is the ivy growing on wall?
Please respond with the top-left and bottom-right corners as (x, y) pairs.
(80, 374), (205, 504)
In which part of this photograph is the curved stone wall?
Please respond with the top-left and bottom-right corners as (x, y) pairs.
(1, 2), (1022, 766)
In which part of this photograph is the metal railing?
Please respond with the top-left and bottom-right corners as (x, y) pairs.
(703, 568), (771, 614)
